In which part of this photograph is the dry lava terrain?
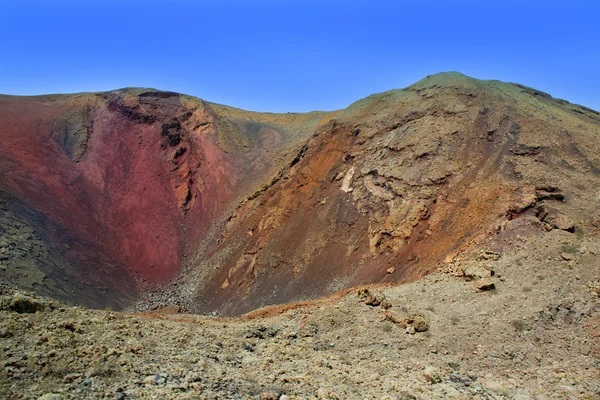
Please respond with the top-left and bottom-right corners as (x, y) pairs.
(0, 72), (599, 399)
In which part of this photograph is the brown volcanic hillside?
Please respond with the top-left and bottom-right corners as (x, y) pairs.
(1, 72), (599, 315)
(0, 88), (331, 309)
(168, 72), (600, 315)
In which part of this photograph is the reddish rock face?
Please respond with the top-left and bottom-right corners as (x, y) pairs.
(0, 89), (327, 309)
(1, 73), (600, 314)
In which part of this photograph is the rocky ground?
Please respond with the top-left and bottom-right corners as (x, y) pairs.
(1, 225), (598, 399)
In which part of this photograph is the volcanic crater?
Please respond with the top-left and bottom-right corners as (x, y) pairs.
(1, 72), (599, 316)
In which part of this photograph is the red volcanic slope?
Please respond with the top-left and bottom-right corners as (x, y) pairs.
(0, 89), (328, 309)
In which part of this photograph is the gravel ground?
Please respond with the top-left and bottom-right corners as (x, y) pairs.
(1, 227), (599, 399)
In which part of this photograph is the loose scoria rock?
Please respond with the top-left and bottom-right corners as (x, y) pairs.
(476, 278), (495, 291)
(9, 293), (47, 313)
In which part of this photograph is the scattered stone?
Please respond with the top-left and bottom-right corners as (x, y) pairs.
(442, 385), (462, 398)
(383, 310), (410, 327)
(510, 144), (543, 156)
(397, 392), (417, 400)
(157, 373), (168, 385)
(549, 215), (575, 232)
(422, 366), (441, 384)
(560, 252), (574, 261)
(143, 374), (167, 386)
(364, 295), (381, 307)
(463, 262), (494, 279)
(386, 267), (396, 274)
(479, 251), (500, 261)
(62, 373), (81, 383)
(508, 190), (537, 215)
(260, 388), (281, 400)
(412, 315), (429, 332)
(476, 278), (495, 291)
(9, 293), (47, 313)
(591, 212), (600, 229)
(357, 288), (370, 300)
(340, 167), (355, 192)
(535, 187), (565, 202)
(484, 380), (508, 394)
(383, 311), (429, 333)
(358, 288), (386, 307)
(38, 395), (66, 400)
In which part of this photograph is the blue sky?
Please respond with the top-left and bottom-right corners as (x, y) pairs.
(0, 0), (598, 112)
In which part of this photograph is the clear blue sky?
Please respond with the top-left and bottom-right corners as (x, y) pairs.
(0, 0), (598, 112)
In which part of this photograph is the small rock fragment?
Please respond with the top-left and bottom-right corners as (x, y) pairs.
(9, 293), (47, 313)
(143, 375), (159, 386)
(479, 251), (500, 261)
(476, 278), (495, 291)
(364, 295), (381, 307)
(383, 310), (410, 328)
(484, 380), (508, 394)
(423, 366), (441, 383)
(463, 263), (494, 279)
(397, 392), (417, 400)
(550, 215), (575, 232)
(260, 388), (281, 400)
(340, 167), (355, 192)
(38, 395), (66, 400)
(357, 288), (370, 300)
(591, 212), (600, 229)
(442, 385), (462, 398)
(561, 252), (574, 261)
(412, 315), (429, 332)
(62, 373), (81, 383)
(508, 190), (537, 215)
